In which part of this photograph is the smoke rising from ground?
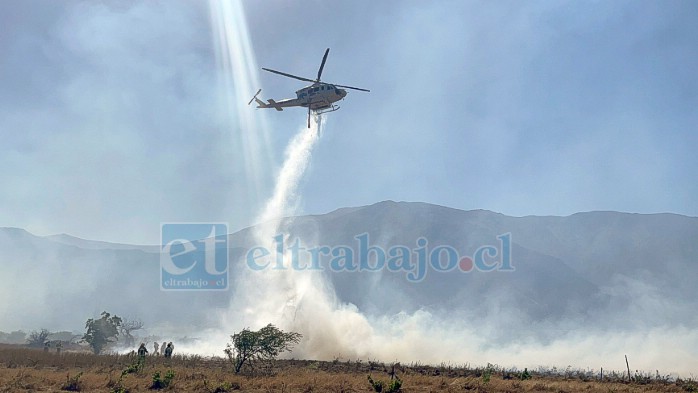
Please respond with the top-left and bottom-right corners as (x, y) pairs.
(201, 118), (698, 376)
(217, 116), (396, 361)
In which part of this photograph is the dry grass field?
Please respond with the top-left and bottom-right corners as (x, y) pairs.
(1, 344), (695, 392)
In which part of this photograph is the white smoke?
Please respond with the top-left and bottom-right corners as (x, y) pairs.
(219, 115), (403, 361)
(203, 114), (698, 376)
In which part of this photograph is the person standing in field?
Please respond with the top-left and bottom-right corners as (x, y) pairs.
(137, 343), (148, 360)
(164, 342), (173, 358)
(153, 341), (159, 356)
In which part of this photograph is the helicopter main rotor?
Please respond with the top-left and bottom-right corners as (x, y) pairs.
(261, 48), (370, 92)
(317, 48), (329, 82)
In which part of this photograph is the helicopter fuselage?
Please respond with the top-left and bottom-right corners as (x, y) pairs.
(251, 83), (347, 112)
(295, 83), (347, 110)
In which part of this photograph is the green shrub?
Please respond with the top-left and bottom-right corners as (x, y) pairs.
(205, 380), (241, 392)
(367, 374), (402, 393)
(482, 363), (495, 384)
(520, 368), (532, 380)
(224, 324), (302, 374)
(150, 370), (175, 390)
(121, 357), (144, 376)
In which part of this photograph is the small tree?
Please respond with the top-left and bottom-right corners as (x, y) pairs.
(119, 318), (144, 348)
(83, 311), (122, 354)
(224, 323), (302, 373)
(27, 329), (51, 347)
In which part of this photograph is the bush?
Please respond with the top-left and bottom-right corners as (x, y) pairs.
(204, 380), (241, 392)
(150, 370), (175, 390)
(368, 374), (402, 393)
(82, 311), (122, 354)
(520, 368), (532, 380)
(482, 363), (496, 384)
(121, 357), (145, 376)
(224, 324), (302, 374)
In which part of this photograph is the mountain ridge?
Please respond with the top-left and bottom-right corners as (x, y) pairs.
(0, 200), (696, 339)
(3, 200), (695, 247)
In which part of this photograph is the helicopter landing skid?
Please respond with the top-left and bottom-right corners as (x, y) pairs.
(307, 104), (340, 128)
(315, 105), (340, 115)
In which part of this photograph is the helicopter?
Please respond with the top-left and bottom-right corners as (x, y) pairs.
(248, 48), (370, 128)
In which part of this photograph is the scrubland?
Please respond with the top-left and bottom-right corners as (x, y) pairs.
(1, 345), (695, 392)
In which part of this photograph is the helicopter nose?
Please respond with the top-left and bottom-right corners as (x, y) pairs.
(339, 89), (347, 97)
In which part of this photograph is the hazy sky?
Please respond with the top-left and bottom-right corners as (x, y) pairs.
(1, 0), (696, 244)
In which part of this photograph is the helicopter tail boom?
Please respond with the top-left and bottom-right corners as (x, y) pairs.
(266, 99), (284, 111)
(248, 89), (283, 111)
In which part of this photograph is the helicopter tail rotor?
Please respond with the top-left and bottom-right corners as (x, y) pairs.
(248, 89), (262, 105)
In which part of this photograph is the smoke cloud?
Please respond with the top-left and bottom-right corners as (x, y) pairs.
(182, 116), (697, 377)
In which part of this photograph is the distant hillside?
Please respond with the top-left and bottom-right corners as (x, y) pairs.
(1, 201), (696, 341)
